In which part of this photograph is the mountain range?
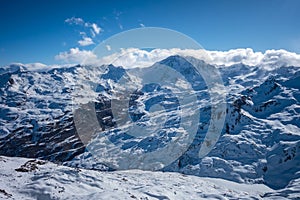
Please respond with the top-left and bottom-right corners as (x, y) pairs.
(0, 54), (299, 199)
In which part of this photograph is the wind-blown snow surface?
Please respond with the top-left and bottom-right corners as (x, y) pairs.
(0, 156), (277, 199)
(1, 52), (300, 198)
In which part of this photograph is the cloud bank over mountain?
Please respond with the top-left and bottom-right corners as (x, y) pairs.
(54, 48), (300, 69)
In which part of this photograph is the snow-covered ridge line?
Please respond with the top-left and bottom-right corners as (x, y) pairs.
(2, 48), (300, 72)
(0, 63), (76, 74)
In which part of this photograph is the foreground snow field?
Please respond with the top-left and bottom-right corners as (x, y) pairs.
(0, 156), (278, 200)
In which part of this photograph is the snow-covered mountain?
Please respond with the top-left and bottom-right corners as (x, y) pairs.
(0, 55), (300, 198)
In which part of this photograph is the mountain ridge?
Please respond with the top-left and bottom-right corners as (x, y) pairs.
(0, 55), (299, 191)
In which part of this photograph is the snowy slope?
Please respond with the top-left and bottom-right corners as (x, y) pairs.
(168, 63), (300, 189)
(0, 156), (276, 200)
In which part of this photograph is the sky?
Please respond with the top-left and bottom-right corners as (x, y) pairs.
(0, 0), (300, 66)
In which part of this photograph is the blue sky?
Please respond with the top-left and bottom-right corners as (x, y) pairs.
(1, 0), (300, 66)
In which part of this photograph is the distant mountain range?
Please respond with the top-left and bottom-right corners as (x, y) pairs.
(0, 54), (299, 193)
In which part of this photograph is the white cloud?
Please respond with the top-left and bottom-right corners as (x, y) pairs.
(55, 48), (98, 64)
(78, 37), (94, 46)
(90, 30), (96, 38)
(91, 23), (101, 35)
(54, 48), (300, 68)
(24, 63), (47, 70)
(65, 17), (102, 39)
(207, 48), (264, 66)
(6, 62), (75, 72)
(262, 49), (300, 67)
(106, 45), (112, 51)
(97, 48), (208, 68)
(95, 48), (300, 69)
(207, 48), (300, 68)
(65, 17), (84, 25)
